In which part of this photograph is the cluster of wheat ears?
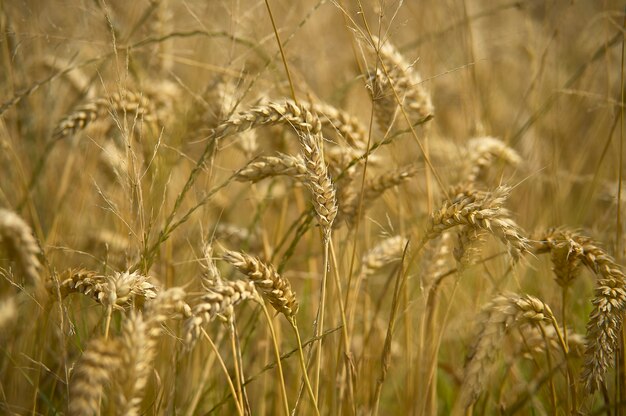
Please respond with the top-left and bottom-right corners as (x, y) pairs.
(0, 1), (624, 415)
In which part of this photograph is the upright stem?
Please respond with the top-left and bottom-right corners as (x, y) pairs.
(289, 317), (321, 416)
(313, 236), (330, 400)
(201, 328), (244, 416)
(259, 298), (290, 416)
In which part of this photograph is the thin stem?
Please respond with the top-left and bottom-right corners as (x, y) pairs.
(264, 0), (298, 104)
(201, 328), (244, 416)
(185, 330), (226, 416)
(259, 298), (290, 416)
(539, 326), (558, 416)
(229, 323), (245, 414)
(313, 236), (330, 400)
(329, 240), (356, 413)
(289, 317), (321, 416)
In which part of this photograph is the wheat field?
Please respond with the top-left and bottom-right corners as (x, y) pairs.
(0, 0), (625, 414)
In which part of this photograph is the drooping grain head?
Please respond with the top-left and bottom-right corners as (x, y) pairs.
(184, 279), (257, 348)
(532, 228), (626, 393)
(53, 90), (156, 140)
(363, 35), (434, 131)
(69, 337), (123, 416)
(0, 208), (42, 292)
(222, 250), (298, 318)
(53, 269), (158, 310)
(458, 293), (555, 410)
(359, 235), (409, 279)
(298, 130), (338, 236)
(426, 185), (528, 261)
(464, 136), (522, 185)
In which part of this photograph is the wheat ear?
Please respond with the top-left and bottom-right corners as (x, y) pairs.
(222, 250), (298, 318)
(424, 185), (528, 260)
(365, 35), (434, 130)
(184, 279), (256, 348)
(53, 90), (155, 140)
(464, 136), (522, 184)
(69, 338), (123, 415)
(534, 229), (626, 393)
(235, 153), (308, 183)
(458, 293), (559, 410)
(0, 208), (42, 290)
(52, 269), (158, 310)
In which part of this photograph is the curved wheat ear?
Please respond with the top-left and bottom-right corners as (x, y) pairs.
(115, 288), (190, 416)
(533, 228), (626, 393)
(214, 222), (259, 250)
(299, 129), (338, 235)
(0, 208), (42, 289)
(338, 164), (418, 228)
(184, 279), (257, 348)
(69, 337), (123, 415)
(365, 35), (434, 131)
(0, 296), (16, 332)
(222, 250), (298, 317)
(425, 185), (528, 261)
(464, 136), (522, 184)
(358, 235), (409, 279)
(518, 325), (585, 360)
(235, 153), (308, 183)
(532, 229), (584, 287)
(213, 99), (322, 138)
(453, 226), (487, 268)
(301, 100), (368, 149)
(53, 90), (155, 140)
(52, 269), (158, 310)
(458, 293), (557, 410)
(200, 243), (222, 289)
(216, 100), (337, 234)
(207, 80), (259, 156)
